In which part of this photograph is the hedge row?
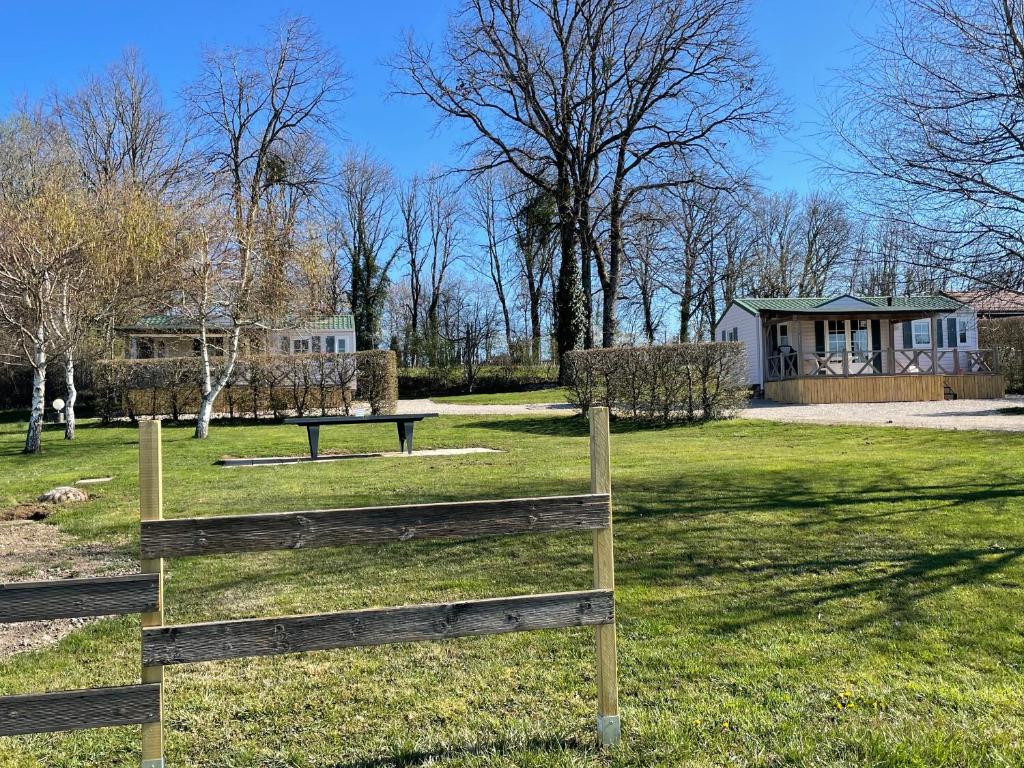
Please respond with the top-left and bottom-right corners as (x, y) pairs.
(979, 318), (1024, 393)
(93, 351), (398, 420)
(564, 342), (748, 422)
(397, 363), (559, 398)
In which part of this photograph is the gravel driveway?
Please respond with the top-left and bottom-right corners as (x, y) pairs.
(399, 396), (1024, 432)
(742, 396), (1024, 432)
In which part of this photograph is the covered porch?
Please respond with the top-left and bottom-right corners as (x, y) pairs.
(760, 308), (1003, 403)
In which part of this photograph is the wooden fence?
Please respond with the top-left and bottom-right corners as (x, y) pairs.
(0, 409), (620, 763)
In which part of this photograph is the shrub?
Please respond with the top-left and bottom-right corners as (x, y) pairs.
(93, 350), (397, 420)
(355, 350), (398, 415)
(564, 342), (748, 422)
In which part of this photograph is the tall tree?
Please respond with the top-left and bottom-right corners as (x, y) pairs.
(0, 115), (95, 452)
(394, 0), (593, 372)
(511, 185), (558, 361)
(185, 16), (346, 438)
(829, 0), (1024, 289)
(338, 149), (398, 350)
(469, 169), (515, 352)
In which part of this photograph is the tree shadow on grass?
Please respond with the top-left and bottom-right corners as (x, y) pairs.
(329, 735), (587, 768)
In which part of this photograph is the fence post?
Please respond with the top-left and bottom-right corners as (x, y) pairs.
(139, 420), (165, 768)
(589, 406), (619, 746)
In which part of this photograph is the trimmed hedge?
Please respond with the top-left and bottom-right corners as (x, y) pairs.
(564, 342), (748, 422)
(398, 363), (559, 398)
(979, 318), (1024, 393)
(94, 351), (398, 421)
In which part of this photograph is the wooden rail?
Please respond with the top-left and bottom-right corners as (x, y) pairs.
(140, 494), (611, 558)
(1, 408), (621, 760)
(0, 573), (159, 624)
(0, 684), (161, 737)
(142, 590), (613, 666)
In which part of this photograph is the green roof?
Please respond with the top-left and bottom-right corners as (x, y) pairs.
(732, 295), (964, 314)
(297, 315), (354, 331)
(119, 314), (354, 332)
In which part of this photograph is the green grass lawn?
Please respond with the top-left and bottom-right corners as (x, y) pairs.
(431, 388), (570, 405)
(1, 413), (1024, 767)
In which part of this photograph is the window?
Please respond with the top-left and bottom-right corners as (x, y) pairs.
(293, 338), (309, 354)
(325, 336), (336, 353)
(137, 338), (154, 359)
(827, 320), (846, 353)
(312, 335), (321, 353)
(778, 323), (790, 348)
(958, 319), (968, 345)
(726, 327), (738, 342)
(279, 336), (289, 354)
(912, 319), (930, 346)
(338, 336), (347, 352)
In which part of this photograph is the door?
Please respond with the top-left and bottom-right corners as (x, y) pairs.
(849, 319), (870, 362)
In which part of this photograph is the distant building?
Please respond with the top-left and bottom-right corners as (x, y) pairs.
(944, 290), (1024, 319)
(117, 314), (357, 359)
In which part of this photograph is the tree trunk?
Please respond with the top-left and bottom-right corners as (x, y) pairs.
(25, 350), (46, 455)
(195, 397), (213, 439)
(601, 195), (624, 347)
(530, 295), (543, 362)
(554, 173), (584, 379)
(64, 351), (77, 440)
(194, 326), (242, 439)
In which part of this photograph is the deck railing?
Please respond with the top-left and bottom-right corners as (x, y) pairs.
(765, 348), (999, 380)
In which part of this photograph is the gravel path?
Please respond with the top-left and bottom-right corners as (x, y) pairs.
(742, 396), (1024, 432)
(398, 396), (1024, 432)
(0, 521), (133, 656)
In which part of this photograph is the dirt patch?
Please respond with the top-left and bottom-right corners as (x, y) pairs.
(0, 503), (52, 522)
(0, 521), (134, 657)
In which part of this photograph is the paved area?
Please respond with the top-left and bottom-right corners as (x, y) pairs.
(396, 398), (574, 416)
(222, 447), (501, 466)
(742, 396), (1024, 432)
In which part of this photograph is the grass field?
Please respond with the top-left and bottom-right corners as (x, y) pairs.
(1, 412), (1023, 767)
(431, 388), (570, 405)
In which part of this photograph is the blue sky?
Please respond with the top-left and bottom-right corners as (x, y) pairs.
(0, 0), (883, 194)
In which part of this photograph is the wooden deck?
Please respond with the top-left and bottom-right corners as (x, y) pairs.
(764, 374), (1005, 404)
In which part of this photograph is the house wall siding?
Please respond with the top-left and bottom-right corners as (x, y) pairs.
(715, 305), (761, 387)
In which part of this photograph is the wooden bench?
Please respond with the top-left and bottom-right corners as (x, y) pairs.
(283, 413), (438, 458)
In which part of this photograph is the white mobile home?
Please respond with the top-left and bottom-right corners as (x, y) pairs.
(714, 295), (1003, 403)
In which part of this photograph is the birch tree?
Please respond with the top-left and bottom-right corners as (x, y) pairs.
(185, 17), (346, 438)
(0, 116), (94, 452)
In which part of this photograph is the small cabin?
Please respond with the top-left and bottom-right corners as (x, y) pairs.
(714, 295), (1004, 403)
(118, 314), (357, 359)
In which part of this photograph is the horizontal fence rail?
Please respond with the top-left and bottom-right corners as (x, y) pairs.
(140, 494), (612, 559)
(143, 589), (614, 667)
(0, 574), (160, 624)
(0, 684), (161, 737)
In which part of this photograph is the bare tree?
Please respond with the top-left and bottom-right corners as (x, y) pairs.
(829, 0), (1024, 289)
(469, 169), (515, 351)
(394, 0), (594, 370)
(52, 48), (190, 196)
(576, 0), (778, 346)
(397, 174), (426, 362)
(423, 174), (462, 339)
(184, 17), (346, 438)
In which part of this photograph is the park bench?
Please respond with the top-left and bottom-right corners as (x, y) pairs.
(284, 413), (438, 458)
